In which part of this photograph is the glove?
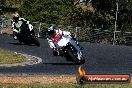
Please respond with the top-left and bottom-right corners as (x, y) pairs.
(48, 39), (56, 49)
(52, 48), (60, 56)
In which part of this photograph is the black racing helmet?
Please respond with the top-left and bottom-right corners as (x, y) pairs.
(48, 24), (56, 37)
(12, 12), (19, 22)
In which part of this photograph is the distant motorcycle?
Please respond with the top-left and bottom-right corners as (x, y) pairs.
(54, 35), (85, 65)
(16, 22), (40, 46)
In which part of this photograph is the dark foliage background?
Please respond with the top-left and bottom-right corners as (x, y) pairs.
(1, 0), (132, 44)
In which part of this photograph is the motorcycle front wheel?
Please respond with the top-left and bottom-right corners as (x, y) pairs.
(67, 49), (85, 65)
(30, 35), (40, 46)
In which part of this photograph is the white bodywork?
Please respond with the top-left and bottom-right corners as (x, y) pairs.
(56, 36), (71, 48)
(47, 29), (83, 61)
(55, 35), (82, 60)
(12, 18), (33, 33)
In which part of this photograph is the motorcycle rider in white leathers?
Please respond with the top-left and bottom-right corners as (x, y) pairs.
(47, 24), (80, 56)
(11, 12), (33, 40)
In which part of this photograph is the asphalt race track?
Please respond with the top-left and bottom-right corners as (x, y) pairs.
(0, 34), (132, 75)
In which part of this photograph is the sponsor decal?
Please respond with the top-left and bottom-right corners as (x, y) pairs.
(77, 66), (131, 84)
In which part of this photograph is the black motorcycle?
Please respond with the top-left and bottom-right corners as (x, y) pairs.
(16, 22), (40, 46)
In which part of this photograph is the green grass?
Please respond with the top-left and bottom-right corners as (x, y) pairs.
(0, 49), (26, 64)
(0, 83), (131, 88)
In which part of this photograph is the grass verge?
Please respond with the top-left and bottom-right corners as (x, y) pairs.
(0, 49), (26, 64)
(0, 49), (131, 88)
(0, 83), (131, 88)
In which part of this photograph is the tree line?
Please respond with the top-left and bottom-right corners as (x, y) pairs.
(1, 0), (132, 32)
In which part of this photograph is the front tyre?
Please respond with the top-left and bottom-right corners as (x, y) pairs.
(67, 49), (85, 65)
(30, 35), (40, 46)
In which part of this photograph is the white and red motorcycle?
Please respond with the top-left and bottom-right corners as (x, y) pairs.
(54, 35), (85, 65)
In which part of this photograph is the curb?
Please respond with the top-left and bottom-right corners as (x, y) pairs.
(0, 53), (43, 67)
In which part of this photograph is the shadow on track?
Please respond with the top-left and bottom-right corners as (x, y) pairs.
(9, 42), (26, 45)
(43, 62), (78, 66)
(9, 42), (39, 47)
